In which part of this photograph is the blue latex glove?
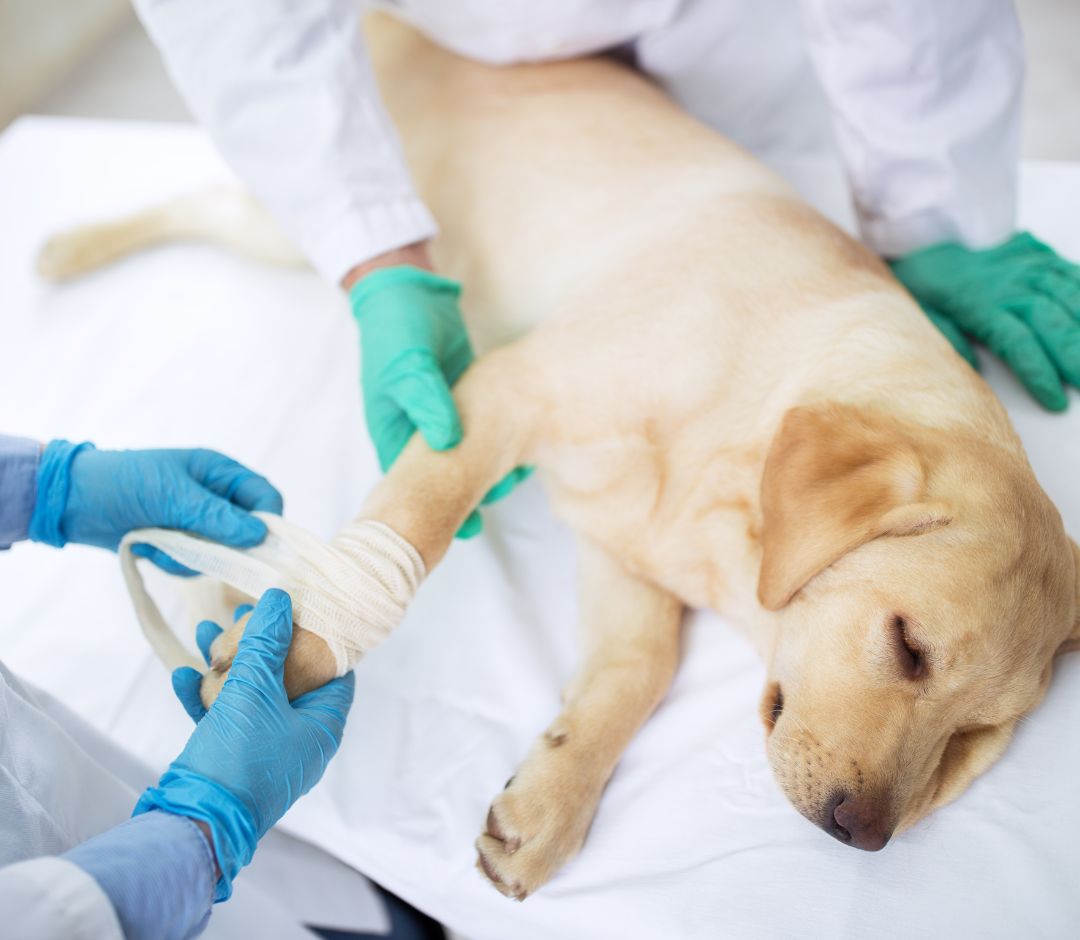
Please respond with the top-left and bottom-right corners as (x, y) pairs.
(28, 441), (283, 575)
(136, 589), (355, 901)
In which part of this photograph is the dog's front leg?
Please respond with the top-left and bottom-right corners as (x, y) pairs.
(476, 538), (684, 900)
(358, 346), (535, 570)
(200, 346), (540, 704)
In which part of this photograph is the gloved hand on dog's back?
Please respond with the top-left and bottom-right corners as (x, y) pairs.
(891, 231), (1080, 411)
(139, 588), (355, 900)
(349, 263), (530, 538)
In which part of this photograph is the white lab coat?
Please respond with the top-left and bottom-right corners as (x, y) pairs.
(0, 663), (138, 939)
(0, 660), (391, 939)
(133, 0), (1023, 280)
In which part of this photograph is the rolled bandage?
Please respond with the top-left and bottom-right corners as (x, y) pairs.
(118, 513), (426, 676)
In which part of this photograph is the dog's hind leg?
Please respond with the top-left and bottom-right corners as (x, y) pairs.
(475, 538), (684, 900)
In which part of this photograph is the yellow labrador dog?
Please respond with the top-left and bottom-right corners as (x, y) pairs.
(41, 15), (1080, 901)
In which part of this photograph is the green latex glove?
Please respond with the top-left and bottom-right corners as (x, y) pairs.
(350, 266), (530, 537)
(890, 232), (1080, 411)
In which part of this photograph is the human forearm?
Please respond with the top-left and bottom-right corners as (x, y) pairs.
(341, 240), (435, 291)
(63, 811), (217, 940)
(0, 435), (41, 548)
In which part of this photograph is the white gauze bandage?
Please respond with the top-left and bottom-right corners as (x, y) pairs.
(118, 513), (426, 676)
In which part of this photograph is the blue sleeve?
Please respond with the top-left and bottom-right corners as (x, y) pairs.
(63, 810), (216, 940)
(0, 435), (41, 549)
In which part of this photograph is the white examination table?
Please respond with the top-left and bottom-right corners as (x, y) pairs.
(2, 117), (1079, 939)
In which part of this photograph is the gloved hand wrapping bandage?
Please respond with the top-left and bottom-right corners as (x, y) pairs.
(119, 513), (426, 676)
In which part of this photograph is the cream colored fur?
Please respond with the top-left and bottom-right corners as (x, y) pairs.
(43, 15), (1080, 899)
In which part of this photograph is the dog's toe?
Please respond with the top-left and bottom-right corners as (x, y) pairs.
(475, 835), (528, 901)
(485, 805), (521, 854)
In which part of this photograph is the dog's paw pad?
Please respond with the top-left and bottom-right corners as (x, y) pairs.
(543, 722), (569, 747)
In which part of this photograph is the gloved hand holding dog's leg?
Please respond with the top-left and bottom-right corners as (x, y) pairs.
(139, 588), (355, 900)
(349, 261), (530, 538)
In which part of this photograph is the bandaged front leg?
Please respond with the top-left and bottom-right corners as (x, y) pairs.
(121, 347), (535, 705)
(120, 515), (426, 706)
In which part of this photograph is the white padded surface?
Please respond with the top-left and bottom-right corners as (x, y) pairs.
(2, 117), (1079, 939)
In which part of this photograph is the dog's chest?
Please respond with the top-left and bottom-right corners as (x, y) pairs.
(540, 430), (767, 615)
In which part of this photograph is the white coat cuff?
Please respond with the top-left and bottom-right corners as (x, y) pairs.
(302, 197), (439, 285)
(0, 857), (124, 940)
(858, 199), (1016, 259)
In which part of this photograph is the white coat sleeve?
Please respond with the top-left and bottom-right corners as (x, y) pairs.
(132, 0), (437, 284)
(0, 857), (124, 940)
(799, 0), (1024, 257)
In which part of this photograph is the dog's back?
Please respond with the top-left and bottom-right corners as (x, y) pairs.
(363, 15), (1026, 610)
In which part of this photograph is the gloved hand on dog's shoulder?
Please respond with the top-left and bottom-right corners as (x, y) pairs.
(891, 231), (1080, 412)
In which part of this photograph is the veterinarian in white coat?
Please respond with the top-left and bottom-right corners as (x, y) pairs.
(0, 436), (355, 939)
(134, 0), (1080, 480)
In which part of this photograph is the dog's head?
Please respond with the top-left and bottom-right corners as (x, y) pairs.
(756, 404), (1079, 850)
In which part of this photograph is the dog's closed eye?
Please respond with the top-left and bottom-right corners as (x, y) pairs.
(892, 614), (926, 680)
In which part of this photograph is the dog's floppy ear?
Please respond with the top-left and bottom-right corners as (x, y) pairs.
(757, 404), (950, 610)
(1056, 538), (1080, 656)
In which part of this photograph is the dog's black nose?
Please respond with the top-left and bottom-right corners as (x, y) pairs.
(827, 792), (892, 851)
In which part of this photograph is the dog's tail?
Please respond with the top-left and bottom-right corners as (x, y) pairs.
(37, 186), (306, 281)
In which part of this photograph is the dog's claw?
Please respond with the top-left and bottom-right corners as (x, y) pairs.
(486, 806), (521, 854)
(476, 848), (503, 885)
(476, 846), (526, 900)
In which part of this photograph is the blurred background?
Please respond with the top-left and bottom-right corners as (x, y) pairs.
(2, 0), (1078, 159)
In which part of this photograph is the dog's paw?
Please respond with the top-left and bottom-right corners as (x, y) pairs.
(197, 613), (339, 708)
(475, 721), (602, 900)
(198, 620), (245, 708)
